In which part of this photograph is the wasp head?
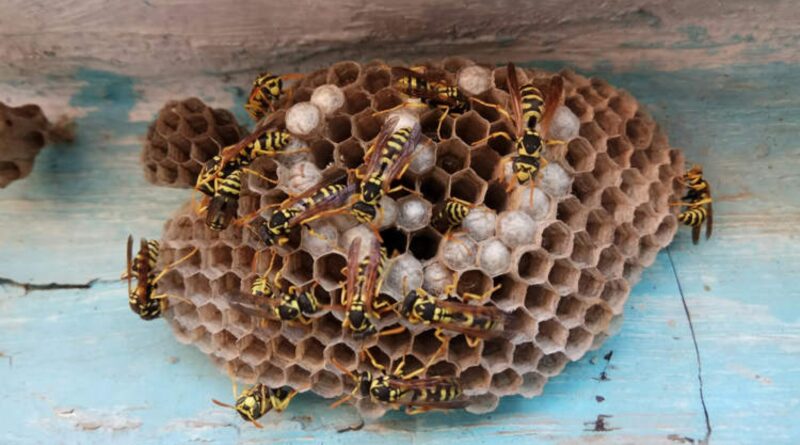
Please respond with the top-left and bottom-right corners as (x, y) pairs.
(235, 385), (269, 422)
(400, 290), (420, 319)
(357, 371), (373, 397)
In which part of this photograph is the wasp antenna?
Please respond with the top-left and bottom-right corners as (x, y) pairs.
(212, 398), (236, 410)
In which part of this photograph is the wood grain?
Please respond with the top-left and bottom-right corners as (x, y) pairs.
(0, 60), (799, 443)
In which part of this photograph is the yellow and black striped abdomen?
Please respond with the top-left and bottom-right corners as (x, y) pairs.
(218, 170), (242, 197)
(301, 184), (346, 208)
(380, 128), (412, 165)
(245, 130), (292, 159)
(520, 85), (545, 128)
(678, 206), (707, 227)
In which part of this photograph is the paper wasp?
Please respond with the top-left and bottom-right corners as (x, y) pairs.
(340, 237), (403, 338)
(123, 235), (197, 320)
(194, 126), (293, 195)
(244, 71), (304, 121)
(351, 116), (422, 224)
(211, 370), (298, 429)
(389, 67), (471, 140)
(331, 352), (466, 415)
(673, 165), (713, 244)
(254, 179), (357, 247)
(399, 285), (505, 358)
(432, 197), (474, 233)
(474, 63), (564, 194)
(205, 169), (243, 231)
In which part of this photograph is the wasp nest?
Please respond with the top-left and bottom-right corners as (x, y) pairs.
(142, 98), (245, 188)
(153, 58), (684, 418)
(0, 102), (73, 188)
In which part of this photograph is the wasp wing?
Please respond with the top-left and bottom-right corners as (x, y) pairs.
(705, 185), (714, 241)
(363, 116), (401, 178)
(342, 237), (362, 308)
(125, 235), (133, 297)
(539, 75), (564, 136)
(379, 121), (423, 190)
(387, 376), (460, 389)
(291, 182), (357, 227)
(360, 238), (385, 315)
(228, 292), (280, 320)
(505, 62), (524, 138)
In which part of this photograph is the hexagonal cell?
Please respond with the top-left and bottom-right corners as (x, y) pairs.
(295, 337), (325, 371)
(608, 91), (638, 118)
(624, 261), (644, 284)
(335, 138), (365, 170)
(377, 327), (413, 360)
(565, 95), (591, 122)
(286, 365), (312, 388)
(211, 272), (242, 295)
(454, 111), (489, 145)
(578, 268), (605, 301)
(592, 152), (620, 188)
(564, 326), (593, 360)
(586, 209), (615, 246)
(569, 231), (598, 267)
(420, 108), (454, 140)
(486, 121), (514, 156)
(556, 295), (587, 329)
(584, 303), (614, 334)
(409, 227), (442, 261)
(271, 335), (297, 365)
(461, 365), (491, 394)
(572, 173), (603, 207)
(211, 330), (238, 359)
(633, 202), (658, 235)
(564, 138), (596, 173)
(654, 215), (678, 247)
(497, 210), (535, 247)
(313, 252), (347, 291)
(470, 90), (508, 123)
(535, 318), (569, 354)
(600, 278), (630, 314)
(606, 136), (634, 169)
(515, 248), (552, 284)
(597, 246), (625, 278)
(449, 169), (486, 204)
(519, 371), (547, 398)
(512, 342), (543, 372)
(343, 88), (371, 114)
(379, 227), (408, 256)
(490, 275), (525, 312)
(290, 87), (314, 103)
(282, 250), (314, 285)
(312, 369), (343, 398)
(594, 109), (623, 136)
(371, 87), (404, 112)
(631, 150), (658, 179)
(481, 337), (513, 372)
(454, 269), (492, 299)
(556, 196), (587, 230)
(412, 329), (445, 364)
(638, 235), (661, 267)
(441, 233), (477, 271)
(537, 351), (569, 377)
(352, 110), (382, 142)
(478, 239), (512, 277)
(614, 223), (640, 257)
(505, 308), (538, 342)
(325, 114), (352, 143)
(541, 221), (573, 258)
(197, 303), (224, 333)
(328, 61), (361, 87)
(445, 334), (481, 369)
(313, 312), (343, 344)
(325, 342), (356, 369)
(259, 362), (286, 387)
(419, 167), (448, 203)
(620, 169), (650, 205)
(483, 181), (509, 213)
(397, 195), (432, 232)
(206, 242), (233, 272)
(601, 187), (634, 222)
(490, 368), (522, 396)
(469, 146), (501, 181)
(548, 259), (580, 295)
(577, 85), (605, 107)
(625, 117), (655, 149)
(436, 139), (470, 174)
(363, 67), (391, 93)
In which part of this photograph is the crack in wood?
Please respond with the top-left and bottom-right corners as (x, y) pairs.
(666, 247), (712, 445)
(0, 276), (102, 294)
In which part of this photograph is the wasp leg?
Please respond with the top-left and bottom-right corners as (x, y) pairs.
(151, 247), (199, 285)
(462, 283), (502, 302)
(361, 347), (387, 372)
(469, 97), (512, 121)
(435, 105), (449, 142)
(271, 389), (298, 412)
(471, 131), (514, 148)
(241, 167), (278, 185)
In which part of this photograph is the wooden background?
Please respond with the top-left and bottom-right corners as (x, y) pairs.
(1, 1), (799, 443)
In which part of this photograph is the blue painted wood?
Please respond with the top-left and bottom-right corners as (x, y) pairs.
(1, 61), (799, 444)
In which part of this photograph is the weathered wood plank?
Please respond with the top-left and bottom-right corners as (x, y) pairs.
(1, 59), (799, 443)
